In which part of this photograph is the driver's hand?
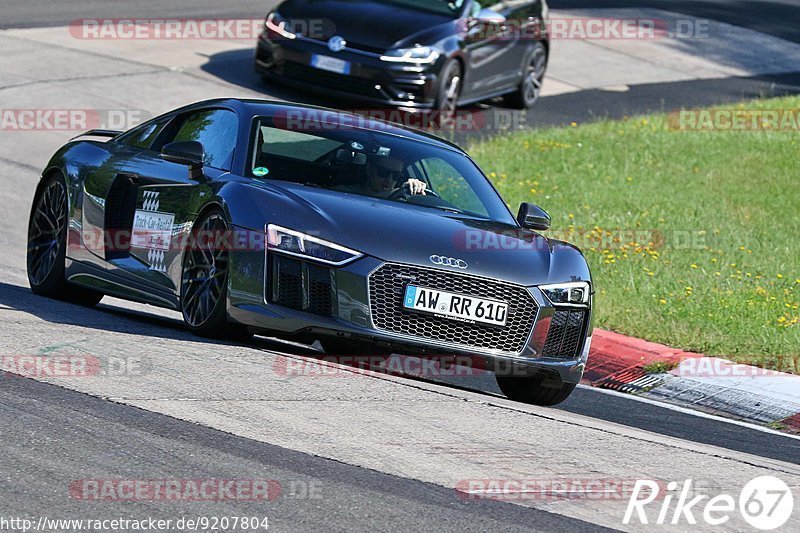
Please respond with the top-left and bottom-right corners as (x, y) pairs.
(406, 178), (427, 195)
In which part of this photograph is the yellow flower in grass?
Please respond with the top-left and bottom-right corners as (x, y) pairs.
(691, 264), (698, 269)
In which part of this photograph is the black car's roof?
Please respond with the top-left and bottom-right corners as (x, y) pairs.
(176, 98), (467, 155)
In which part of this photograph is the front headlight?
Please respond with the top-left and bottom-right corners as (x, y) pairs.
(267, 225), (363, 266)
(265, 12), (296, 40)
(540, 281), (591, 306)
(380, 46), (440, 64)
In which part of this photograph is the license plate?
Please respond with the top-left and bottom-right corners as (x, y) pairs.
(403, 285), (508, 327)
(311, 54), (350, 74)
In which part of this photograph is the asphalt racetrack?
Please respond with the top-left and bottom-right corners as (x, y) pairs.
(1, 1), (799, 531)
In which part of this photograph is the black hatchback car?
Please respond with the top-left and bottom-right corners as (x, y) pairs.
(255, 0), (549, 112)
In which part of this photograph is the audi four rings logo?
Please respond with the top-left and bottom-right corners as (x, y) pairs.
(430, 255), (468, 269)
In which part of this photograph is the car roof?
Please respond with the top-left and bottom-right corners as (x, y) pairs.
(176, 98), (468, 154)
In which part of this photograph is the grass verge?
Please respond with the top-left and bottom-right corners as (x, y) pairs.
(469, 96), (800, 371)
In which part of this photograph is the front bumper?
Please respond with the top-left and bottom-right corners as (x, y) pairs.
(228, 246), (592, 385)
(254, 33), (444, 109)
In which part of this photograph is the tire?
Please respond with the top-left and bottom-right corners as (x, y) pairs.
(180, 208), (251, 341)
(433, 60), (463, 117)
(27, 172), (103, 306)
(503, 42), (547, 109)
(495, 374), (576, 406)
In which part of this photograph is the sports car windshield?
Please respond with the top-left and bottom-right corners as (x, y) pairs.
(248, 115), (515, 224)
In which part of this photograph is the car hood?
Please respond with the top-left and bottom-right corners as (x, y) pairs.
(226, 180), (590, 287)
(277, 0), (454, 50)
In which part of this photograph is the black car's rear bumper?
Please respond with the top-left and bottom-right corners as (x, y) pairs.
(228, 249), (592, 385)
(254, 34), (444, 109)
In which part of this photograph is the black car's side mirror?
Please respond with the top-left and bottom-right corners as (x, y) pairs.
(161, 141), (205, 169)
(517, 202), (551, 231)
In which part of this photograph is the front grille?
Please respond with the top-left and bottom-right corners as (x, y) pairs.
(270, 255), (336, 317)
(302, 37), (385, 55)
(541, 309), (587, 359)
(368, 263), (538, 355)
(283, 63), (379, 98)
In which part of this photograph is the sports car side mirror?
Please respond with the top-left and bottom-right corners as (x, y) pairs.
(161, 141), (205, 169)
(517, 203), (551, 231)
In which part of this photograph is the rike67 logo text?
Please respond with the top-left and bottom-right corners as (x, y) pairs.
(625, 476), (794, 530)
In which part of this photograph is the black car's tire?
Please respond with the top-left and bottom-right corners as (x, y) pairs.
(180, 208), (251, 341)
(504, 42), (547, 109)
(495, 374), (576, 406)
(433, 60), (463, 116)
(27, 172), (103, 307)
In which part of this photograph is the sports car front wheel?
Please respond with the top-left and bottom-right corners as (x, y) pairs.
(495, 373), (576, 406)
(27, 172), (103, 306)
(180, 209), (251, 340)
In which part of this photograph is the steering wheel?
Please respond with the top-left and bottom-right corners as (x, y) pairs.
(387, 181), (440, 200)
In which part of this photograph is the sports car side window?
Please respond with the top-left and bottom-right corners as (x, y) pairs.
(169, 109), (238, 170)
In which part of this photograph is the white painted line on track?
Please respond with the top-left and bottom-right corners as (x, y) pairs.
(578, 384), (800, 441)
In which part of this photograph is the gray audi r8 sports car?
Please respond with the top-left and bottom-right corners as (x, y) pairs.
(27, 98), (592, 405)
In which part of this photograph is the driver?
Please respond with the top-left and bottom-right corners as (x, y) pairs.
(340, 156), (427, 198)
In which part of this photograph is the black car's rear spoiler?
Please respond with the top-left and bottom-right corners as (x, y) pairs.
(70, 129), (123, 141)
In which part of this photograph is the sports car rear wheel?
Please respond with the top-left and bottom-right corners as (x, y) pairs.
(180, 209), (250, 340)
(27, 173), (103, 306)
(495, 374), (576, 406)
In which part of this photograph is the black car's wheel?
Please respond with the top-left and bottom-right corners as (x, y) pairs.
(180, 209), (251, 340)
(504, 42), (547, 109)
(434, 60), (462, 117)
(495, 374), (576, 406)
(27, 173), (103, 306)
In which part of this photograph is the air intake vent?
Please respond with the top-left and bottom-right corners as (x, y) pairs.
(541, 309), (587, 359)
(270, 255), (336, 317)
